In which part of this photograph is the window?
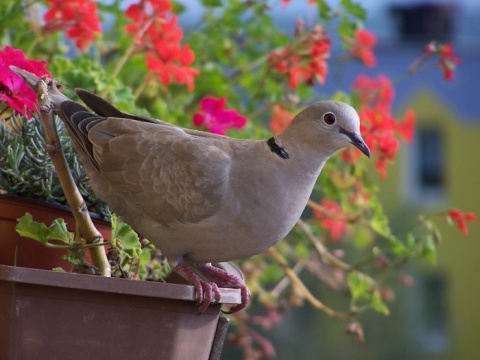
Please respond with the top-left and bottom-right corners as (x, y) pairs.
(418, 128), (444, 189)
(404, 126), (446, 206)
(390, 3), (456, 42)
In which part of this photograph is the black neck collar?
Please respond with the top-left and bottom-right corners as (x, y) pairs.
(267, 137), (289, 159)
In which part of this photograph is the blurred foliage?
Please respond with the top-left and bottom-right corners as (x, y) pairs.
(0, 0), (468, 358)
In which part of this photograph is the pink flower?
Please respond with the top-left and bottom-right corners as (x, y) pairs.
(0, 46), (50, 118)
(193, 97), (247, 135)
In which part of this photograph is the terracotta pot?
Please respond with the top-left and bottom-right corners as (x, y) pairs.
(0, 195), (111, 271)
(0, 265), (240, 360)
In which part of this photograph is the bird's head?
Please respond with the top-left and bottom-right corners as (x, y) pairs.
(283, 101), (370, 158)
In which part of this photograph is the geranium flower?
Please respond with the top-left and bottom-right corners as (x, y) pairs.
(341, 104), (415, 179)
(446, 209), (477, 236)
(349, 29), (377, 67)
(314, 199), (349, 241)
(125, 0), (199, 91)
(43, 0), (102, 52)
(411, 41), (461, 81)
(268, 25), (330, 89)
(397, 109), (416, 143)
(352, 74), (394, 113)
(269, 104), (294, 134)
(193, 97), (247, 135)
(0, 46), (50, 118)
(435, 43), (461, 80)
(345, 75), (416, 179)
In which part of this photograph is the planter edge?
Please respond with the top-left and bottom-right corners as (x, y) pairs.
(0, 265), (241, 304)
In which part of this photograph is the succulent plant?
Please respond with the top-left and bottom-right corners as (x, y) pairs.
(0, 115), (110, 218)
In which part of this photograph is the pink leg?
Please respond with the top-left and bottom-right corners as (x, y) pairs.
(174, 263), (222, 314)
(198, 263), (251, 314)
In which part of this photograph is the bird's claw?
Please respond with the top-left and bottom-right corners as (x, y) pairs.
(195, 280), (222, 314)
(222, 284), (251, 314)
(198, 263), (251, 314)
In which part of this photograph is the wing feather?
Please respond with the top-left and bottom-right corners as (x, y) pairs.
(89, 119), (232, 225)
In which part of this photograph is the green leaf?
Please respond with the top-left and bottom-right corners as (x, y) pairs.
(111, 214), (142, 258)
(61, 254), (80, 265)
(341, 0), (367, 20)
(201, 0), (222, 8)
(421, 235), (437, 264)
(407, 233), (417, 251)
(347, 271), (373, 302)
(331, 91), (352, 104)
(338, 16), (355, 39)
(316, 0), (332, 21)
(352, 226), (373, 249)
(15, 213), (73, 245)
(389, 238), (408, 256)
(369, 197), (392, 239)
(371, 290), (390, 316)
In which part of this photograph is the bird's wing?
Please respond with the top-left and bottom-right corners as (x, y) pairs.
(60, 102), (232, 225)
(75, 88), (235, 141)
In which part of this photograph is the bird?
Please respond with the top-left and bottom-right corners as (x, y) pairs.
(11, 66), (370, 313)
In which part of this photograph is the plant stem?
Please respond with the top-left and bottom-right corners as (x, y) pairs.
(109, 41), (137, 81)
(108, 16), (156, 83)
(296, 218), (351, 271)
(35, 79), (111, 276)
(267, 246), (357, 319)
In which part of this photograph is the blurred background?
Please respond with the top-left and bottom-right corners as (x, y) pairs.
(175, 0), (480, 359)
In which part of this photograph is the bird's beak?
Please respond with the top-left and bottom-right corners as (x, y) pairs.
(340, 128), (371, 158)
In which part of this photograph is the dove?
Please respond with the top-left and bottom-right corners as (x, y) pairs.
(11, 67), (370, 313)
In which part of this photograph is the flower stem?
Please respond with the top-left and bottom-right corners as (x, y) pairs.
(267, 246), (357, 319)
(34, 78), (111, 276)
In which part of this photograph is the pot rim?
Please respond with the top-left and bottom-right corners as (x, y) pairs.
(0, 264), (241, 304)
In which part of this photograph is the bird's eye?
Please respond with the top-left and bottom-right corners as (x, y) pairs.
(323, 112), (336, 125)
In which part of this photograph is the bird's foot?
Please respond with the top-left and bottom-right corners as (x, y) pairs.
(198, 263), (251, 314)
(174, 263), (222, 314)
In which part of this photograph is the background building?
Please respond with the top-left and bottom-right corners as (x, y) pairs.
(179, 1), (480, 358)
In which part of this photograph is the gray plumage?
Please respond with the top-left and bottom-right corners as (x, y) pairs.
(10, 66), (370, 312)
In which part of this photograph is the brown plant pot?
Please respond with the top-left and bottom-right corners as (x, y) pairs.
(0, 195), (111, 271)
(0, 265), (241, 360)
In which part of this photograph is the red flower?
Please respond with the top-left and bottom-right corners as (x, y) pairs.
(146, 40), (198, 91)
(446, 209), (477, 236)
(125, 0), (199, 91)
(346, 75), (416, 179)
(268, 25), (330, 89)
(193, 97), (247, 135)
(341, 104), (414, 180)
(349, 29), (377, 67)
(417, 41), (461, 81)
(351, 183), (371, 207)
(314, 199), (349, 241)
(437, 43), (461, 80)
(352, 74), (394, 113)
(269, 104), (294, 134)
(397, 109), (416, 143)
(0, 46), (50, 118)
(43, 0), (102, 52)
